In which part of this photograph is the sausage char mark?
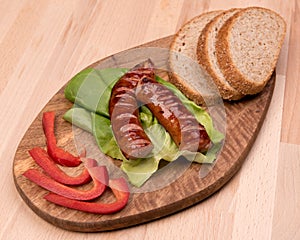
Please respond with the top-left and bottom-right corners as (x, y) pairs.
(109, 66), (154, 159)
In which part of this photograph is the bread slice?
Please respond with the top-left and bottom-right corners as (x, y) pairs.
(169, 10), (223, 105)
(215, 7), (286, 95)
(197, 8), (244, 100)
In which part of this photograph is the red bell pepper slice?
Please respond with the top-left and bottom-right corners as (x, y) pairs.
(42, 111), (81, 167)
(44, 178), (130, 214)
(23, 165), (108, 201)
(28, 147), (92, 186)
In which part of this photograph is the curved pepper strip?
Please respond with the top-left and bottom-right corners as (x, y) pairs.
(23, 165), (108, 201)
(44, 178), (130, 214)
(42, 111), (81, 167)
(28, 147), (92, 186)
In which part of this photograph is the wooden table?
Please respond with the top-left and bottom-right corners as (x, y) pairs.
(0, 0), (299, 239)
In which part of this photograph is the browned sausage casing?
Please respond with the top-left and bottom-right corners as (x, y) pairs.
(135, 75), (211, 153)
(109, 66), (154, 159)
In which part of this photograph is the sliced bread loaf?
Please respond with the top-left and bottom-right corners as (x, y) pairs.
(169, 10), (222, 105)
(215, 7), (286, 95)
(197, 8), (244, 100)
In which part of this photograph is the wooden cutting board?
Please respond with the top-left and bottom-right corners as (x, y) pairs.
(13, 35), (275, 232)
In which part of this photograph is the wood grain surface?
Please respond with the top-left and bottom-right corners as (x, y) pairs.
(1, 0), (299, 239)
(13, 36), (275, 232)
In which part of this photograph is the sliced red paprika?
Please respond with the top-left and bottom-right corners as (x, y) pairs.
(44, 177), (130, 214)
(28, 147), (92, 186)
(23, 165), (108, 201)
(42, 111), (81, 167)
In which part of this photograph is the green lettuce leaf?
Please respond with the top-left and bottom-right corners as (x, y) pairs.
(63, 105), (93, 133)
(91, 112), (126, 161)
(121, 157), (160, 187)
(64, 68), (127, 117)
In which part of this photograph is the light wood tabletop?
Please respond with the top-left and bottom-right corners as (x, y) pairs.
(0, 0), (299, 239)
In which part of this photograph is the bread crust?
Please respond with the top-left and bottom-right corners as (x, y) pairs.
(167, 68), (216, 106)
(169, 10), (223, 105)
(167, 72), (205, 105)
(169, 10), (223, 54)
(197, 8), (244, 100)
(215, 7), (287, 95)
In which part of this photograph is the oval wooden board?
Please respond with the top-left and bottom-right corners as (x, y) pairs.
(13, 35), (275, 232)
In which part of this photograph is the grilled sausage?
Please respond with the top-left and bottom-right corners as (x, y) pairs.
(109, 63), (154, 159)
(135, 74), (211, 153)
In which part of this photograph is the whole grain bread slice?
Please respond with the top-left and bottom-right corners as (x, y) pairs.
(169, 10), (223, 105)
(197, 8), (244, 100)
(215, 7), (286, 95)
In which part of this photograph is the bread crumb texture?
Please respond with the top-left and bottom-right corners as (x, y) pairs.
(216, 7), (286, 95)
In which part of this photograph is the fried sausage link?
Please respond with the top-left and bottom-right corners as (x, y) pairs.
(135, 76), (210, 153)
